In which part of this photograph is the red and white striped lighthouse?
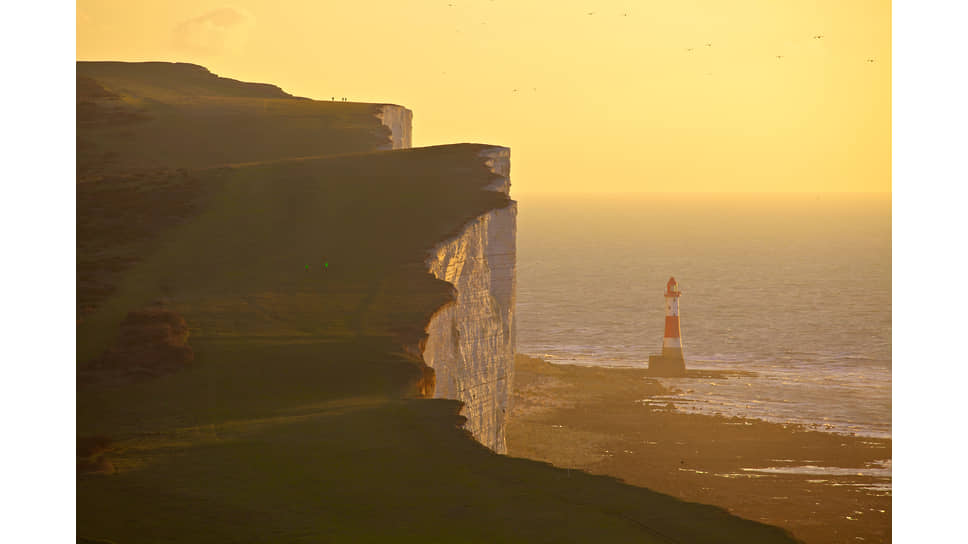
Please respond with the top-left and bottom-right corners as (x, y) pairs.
(648, 276), (686, 376)
(662, 277), (684, 360)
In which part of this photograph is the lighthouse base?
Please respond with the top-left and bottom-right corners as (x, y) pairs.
(647, 355), (686, 377)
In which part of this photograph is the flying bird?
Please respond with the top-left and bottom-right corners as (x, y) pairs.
(587, 12), (595, 15)
(776, 55), (784, 59)
(812, 34), (824, 39)
(686, 48), (694, 52)
(705, 43), (712, 47)
(866, 58), (876, 63)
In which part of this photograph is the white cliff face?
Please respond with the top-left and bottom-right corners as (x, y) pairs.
(377, 105), (413, 149)
(423, 147), (516, 453)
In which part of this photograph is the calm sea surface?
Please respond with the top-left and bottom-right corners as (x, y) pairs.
(516, 193), (891, 439)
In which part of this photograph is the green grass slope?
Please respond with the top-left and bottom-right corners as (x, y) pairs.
(77, 61), (400, 175)
(77, 145), (507, 365)
(76, 61), (405, 319)
(77, 61), (296, 101)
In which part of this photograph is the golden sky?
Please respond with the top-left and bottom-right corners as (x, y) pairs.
(77, 0), (890, 194)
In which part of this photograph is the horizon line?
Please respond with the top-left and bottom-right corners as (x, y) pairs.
(512, 190), (892, 196)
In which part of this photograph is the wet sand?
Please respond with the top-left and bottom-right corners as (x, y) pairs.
(507, 355), (891, 544)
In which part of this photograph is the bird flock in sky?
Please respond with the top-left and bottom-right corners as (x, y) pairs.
(437, 4), (879, 96)
(683, 32), (875, 64)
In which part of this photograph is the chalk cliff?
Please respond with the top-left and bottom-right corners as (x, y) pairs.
(377, 105), (413, 149)
(423, 146), (516, 453)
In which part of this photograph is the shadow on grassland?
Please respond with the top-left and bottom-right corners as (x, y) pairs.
(79, 337), (800, 544)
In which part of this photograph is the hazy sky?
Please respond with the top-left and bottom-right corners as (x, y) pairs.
(77, 1), (890, 194)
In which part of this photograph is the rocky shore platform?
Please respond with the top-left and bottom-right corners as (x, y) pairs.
(508, 355), (892, 544)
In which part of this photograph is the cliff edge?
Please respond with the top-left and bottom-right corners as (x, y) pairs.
(424, 146), (516, 452)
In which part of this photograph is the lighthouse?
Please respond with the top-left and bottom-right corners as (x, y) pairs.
(648, 277), (687, 376)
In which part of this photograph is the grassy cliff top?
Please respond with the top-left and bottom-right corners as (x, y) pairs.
(78, 61), (296, 100)
(76, 61), (411, 319)
(77, 61), (401, 175)
(77, 143), (511, 365)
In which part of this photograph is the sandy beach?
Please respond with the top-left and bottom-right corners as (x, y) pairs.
(507, 355), (891, 544)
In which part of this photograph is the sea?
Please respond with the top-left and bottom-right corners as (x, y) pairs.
(515, 193), (891, 440)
